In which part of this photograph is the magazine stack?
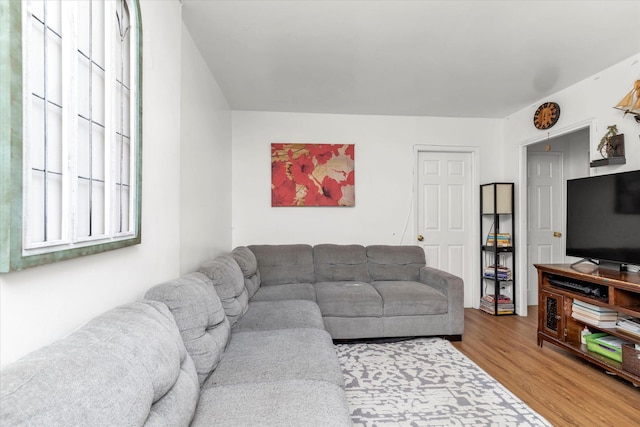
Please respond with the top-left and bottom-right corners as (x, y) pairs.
(483, 265), (512, 281)
(480, 294), (514, 315)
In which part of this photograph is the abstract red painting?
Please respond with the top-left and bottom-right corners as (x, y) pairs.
(271, 143), (355, 207)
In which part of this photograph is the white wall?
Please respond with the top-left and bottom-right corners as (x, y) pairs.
(0, 0), (228, 367)
(231, 112), (503, 246)
(180, 25), (232, 274)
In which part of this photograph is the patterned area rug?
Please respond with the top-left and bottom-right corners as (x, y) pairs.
(335, 338), (551, 426)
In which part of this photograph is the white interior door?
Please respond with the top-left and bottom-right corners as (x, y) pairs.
(527, 152), (563, 305)
(417, 151), (474, 307)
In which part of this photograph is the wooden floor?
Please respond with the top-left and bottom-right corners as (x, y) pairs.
(452, 307), (640, 426)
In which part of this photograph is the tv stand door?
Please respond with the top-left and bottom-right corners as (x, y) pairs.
(539, 289), (565, 344)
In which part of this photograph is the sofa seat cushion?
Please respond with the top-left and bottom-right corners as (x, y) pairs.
(233, 300), (325, 332)
(314, 281), (383, 317)
(0, 301), (199, 427)
(145, 272), (231, 387)
(202, 328), (344, 389)
(314, 244), (370, 282)
(251, 282), (316, 302)
(192, 380), (351, 427)
(249, 244), (315, 286)
(372, 281), (448, 316)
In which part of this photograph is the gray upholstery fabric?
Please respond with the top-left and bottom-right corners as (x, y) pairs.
(251, 282), (316, 302)
(0, 301), (199, 427)
(145, 272), (231, 386)
(323, 316), (384, 340)
(314, 244), (370, 282)
(192, 380), (351, 427)
(203, 328), (344, 389)
(421, 266), (465, 335)
(233, 300), (325, 332)
(231, 246), (261, 298)
(383, 314), (453, 337)
(366, 245), (426, 281)
(249, 244), (315, 286)
(372, 280), (448, 316)
(199, 255), (248, 327)
(314, 282), (383, 317)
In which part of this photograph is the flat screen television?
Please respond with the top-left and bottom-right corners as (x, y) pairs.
(566, 170), (640, 271)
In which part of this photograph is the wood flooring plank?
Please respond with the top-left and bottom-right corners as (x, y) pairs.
(453, 307), (640, 426)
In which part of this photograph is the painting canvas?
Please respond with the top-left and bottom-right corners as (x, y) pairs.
(271, 143), (355, 207)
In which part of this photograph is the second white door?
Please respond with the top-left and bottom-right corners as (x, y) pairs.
(527, 151), (563, 305)
(417, 150), (474, 307)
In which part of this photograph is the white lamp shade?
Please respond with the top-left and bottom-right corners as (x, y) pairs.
(482, 183), (513, 214)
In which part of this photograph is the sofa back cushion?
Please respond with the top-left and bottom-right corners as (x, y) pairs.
(231, 246), (261, 298)
(199, 255), (248, 327)
(145, 273), (231, 386)
(366, 245), (426, 281)
(0, 301), (199, 427)
(314, 244), (370, 282)
(249, 244), (315, 286)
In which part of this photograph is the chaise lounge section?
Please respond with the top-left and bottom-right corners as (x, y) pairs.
(145, 270), (350, 426)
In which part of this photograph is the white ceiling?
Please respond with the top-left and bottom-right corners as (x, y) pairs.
(181, 0), (640, 119)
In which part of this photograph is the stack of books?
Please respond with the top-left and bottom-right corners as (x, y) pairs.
(571, 300), (618, 328)
(480, 294), (514, 315)
(616, 316), (640, 338)
(483, 265), (512, 281)
(486, 233), (511, 247)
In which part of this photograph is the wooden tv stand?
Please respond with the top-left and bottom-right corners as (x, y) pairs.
(536, 264), (640, 386)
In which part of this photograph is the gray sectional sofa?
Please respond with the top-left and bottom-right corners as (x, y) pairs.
(0, 244), (463, 426)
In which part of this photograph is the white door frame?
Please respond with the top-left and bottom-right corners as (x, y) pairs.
(517, 119), (595, 313)
(413, 145), (481, 308)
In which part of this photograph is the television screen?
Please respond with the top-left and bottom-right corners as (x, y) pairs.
(566, 170), (640, 267)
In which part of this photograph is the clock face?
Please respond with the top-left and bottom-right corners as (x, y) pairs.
(533, 102), (561, 130)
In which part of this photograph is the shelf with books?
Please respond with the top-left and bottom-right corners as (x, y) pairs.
(480, 293), (514, 315)
(479, 182), (515, 316)
(481, 245), (513, 253)
(483, 263), (513, 281)
(536, 264), (640, 386)
(567, 298), (640, 361)
(571, 299), (618, 328)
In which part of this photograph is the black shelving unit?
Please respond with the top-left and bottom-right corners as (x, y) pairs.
(480, 182), (516, 316)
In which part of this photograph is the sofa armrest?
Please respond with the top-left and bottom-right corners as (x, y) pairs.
(419, 267), (462, 296)
(419, 266), (464, 334)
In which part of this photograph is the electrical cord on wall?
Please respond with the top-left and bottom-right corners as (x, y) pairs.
(399, 149), (418, 245)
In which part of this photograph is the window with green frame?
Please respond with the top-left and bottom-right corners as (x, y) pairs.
(0, 0), (142, 272)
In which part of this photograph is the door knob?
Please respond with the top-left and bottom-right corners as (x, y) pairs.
(553, 231), (562, 238)
(417, 235), (424, 241)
